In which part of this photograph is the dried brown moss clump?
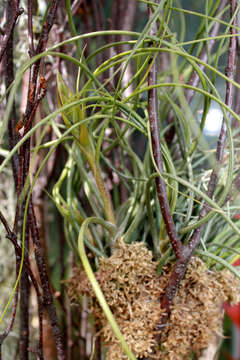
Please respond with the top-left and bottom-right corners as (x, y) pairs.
(158, 257), (240, 360)
(66, 241), (240, 360)
(67, 240), (168, 359)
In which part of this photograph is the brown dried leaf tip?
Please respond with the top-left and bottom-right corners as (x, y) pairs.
(66, 241), (240, 360)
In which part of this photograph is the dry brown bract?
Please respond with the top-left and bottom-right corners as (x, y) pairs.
(66, 240), (240, 360)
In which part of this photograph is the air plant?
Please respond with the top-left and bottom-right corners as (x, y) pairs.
(1, 0), (240, 359)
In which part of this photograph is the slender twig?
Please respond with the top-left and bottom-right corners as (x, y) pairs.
(147, 1), (183, 260)
(23, 76), (47, 134)
(0, 287), (19, 359)
(0, 210), (44, 359)
(0, 234), (20, 357)
(0, 209), (13, 236)
(4, 0), (20, 187)
(27, 0), (35, 57)
(19, 108), (32, 360)
(3, 0), (63, 356)
(0, 2), (23, 63)
(2, 1), (26, 357)
(66, 292), (73, 360)
(10, 232), (44, 360)
(28, 201), (65, 360)
(24, 0), (60, 124)
(17, 0), (65, 357)
(19, 220), (30, 360)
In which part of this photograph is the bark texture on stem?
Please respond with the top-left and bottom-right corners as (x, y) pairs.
(0, 2), (23, 63)
(148, 1), (183, 260)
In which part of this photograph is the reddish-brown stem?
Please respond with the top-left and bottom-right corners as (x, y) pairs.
(27, 0), (35, 57)
(4, 0), (20, 187)
(2, 1), (31, 358)
(0, 289), (19, 360)
(147, 1), (183, 260)
(0, 3), (23, 63)
(28, 201), (65, 360)
(19, 220), (30, 360)
(0, 231), (20, 359)
(66, 252), (74, 360)
(0, 210), (44, 359)
(24, 0), (60, 124)
(16, 0), (65, 357)
(3, 0), (64, 356)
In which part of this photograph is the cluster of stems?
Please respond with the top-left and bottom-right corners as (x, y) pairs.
(0, 1), (65, 359)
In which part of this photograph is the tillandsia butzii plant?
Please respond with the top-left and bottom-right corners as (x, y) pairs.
(1, 0), (240, 359)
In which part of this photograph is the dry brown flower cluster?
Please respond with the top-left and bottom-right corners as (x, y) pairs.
(66, 241), (240, 360)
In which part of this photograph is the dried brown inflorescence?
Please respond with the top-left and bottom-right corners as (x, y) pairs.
(66, 241), (240, 360)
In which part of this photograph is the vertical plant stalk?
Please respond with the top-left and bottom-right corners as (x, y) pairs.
(0, 240), (19, 360)
(147, 1), (183, 260)
(24, 0), (59, 123)
(8, 0), (65, 358)
(159, 0), (237, 334)
(4, 0), (21, 186)
(27, 0), (35, 57)
(19, 220), (30, 360)
(2, 1), (31, 358)
(17, 5), (48, 357)
(32, 194), (57, 359)
(28, 201), (65, 360)
(66, 251), (73, 360)
(0, 210), (44, 360)
(3, 11), (23, 351)
(0, 2), (23, 63)
(0, 292), (19, 360)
